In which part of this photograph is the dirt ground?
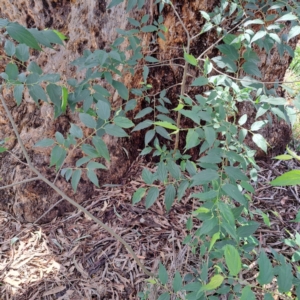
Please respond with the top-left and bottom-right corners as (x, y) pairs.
(1, 158), (300, 299)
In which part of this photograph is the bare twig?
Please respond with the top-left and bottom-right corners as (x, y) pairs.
(0, 89), (155, 278)
(0, 177), (40, 189)
(170, 2), (190, 152)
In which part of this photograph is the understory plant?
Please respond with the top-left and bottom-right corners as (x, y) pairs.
(1, 0), (300, 299)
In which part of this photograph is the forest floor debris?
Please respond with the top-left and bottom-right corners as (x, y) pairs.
(0, 158), (299, 299)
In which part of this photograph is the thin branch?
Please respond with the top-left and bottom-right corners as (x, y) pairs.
(170, 2), (190, 151)
(207, 62), (300, 85)
(0, 89), (155, 278)
(197, 17), (247, 61)
(0, 177), (40, 190)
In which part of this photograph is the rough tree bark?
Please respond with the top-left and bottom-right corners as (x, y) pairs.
(0, 0), (296, 222)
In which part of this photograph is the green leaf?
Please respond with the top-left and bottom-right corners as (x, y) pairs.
(240, 180), (255, 193)
(277, 263), (293, 293)
(224, 166), (248, 181)
(157, 161), (168, 182)
(252, 134), (267, 153)
(156, 126), (172, 140)
(216, 44), (239, 60)
(222, 183), (247, 206)
(145, 129), (155, 145)
(204, 127), (215, 147)
(7, 22), (41, 50)
(157, 293), (170, 300)
(164, 185), (176, 212)
(141, 25), (157, 32)
(75, 157), (90, 167)
(240, 286), (255, 300)
(192, 190), (218, 201)
(167, 161), (181, 180)
(13, 84), (24, 106)
(28, 61), (43, 75)
(46, 84), (62, 107)
(145, 187), (159, 209)
(86, 161), (107, 170)
(41, 74), (60, 83)
(135, 107), (153, 119)
(15, 44), (29, 61)
(0, 18), (8, 27)
(53, 29), (68, 41)
(92, 136), (110, 161)
(61, 86), (68, 113)
(55, 132), (65, 145)
(34, 138), (55, 147)
(222, 222), (238, 241)
(177, 180), (189, 201)
(96, 100), (111, 120)
(93, 85), (110, 97)
(159, 263), (168, 285)
(257, 251), (274, 285)
(4, 40), (15, 56)
(128, 17), (140, 27)
(132, 119), (152, 132)
(201, 274), (224, 291)
(143, 65), (149, 82)
(242, 62), (262, 78)
(191, 169), (219, 187)
(79, 113), (97, 129)
(251, 30), (267, 44)
(208, 232), (220, 252)
(28, 84), (48, 103)
(142, 168), (154, 184)
(238, 114), (247, 125)
(184, 52), (198, 66)
(50, 145), (66, 167)
(223, 245), (241, 276)
(42, 30), (64, 45)
(107, 0), (123, 9)
(81, 144), (99, 158)
(191, 76), (208, 86)
(71, 170), (82, 192)
(270, 170), (300, 186)
(200, 10), (210, 21)
(154, 121), (178, 131)
(105, 124), (128, 137)
(185, 129), (200, 150)
(132, 187), (147, 204)
(141, 14), (149, 24)
(244, 19), (265, 27)
(114, 116), (134, 128)
(264, 293), (274, 300)
(273, 154), (293, 161)
(211, 56), (237, 72)
(172, 271), (182, 293)
(288, 25), (300, 42)
(125, 99), (137, 112)
(112, 80), (129, 100)
(251, 120), (268, 131)
(198, 217), (218, 236)
(186, 217), (193, 231)
(0, 147), (7, 153)
(69, 123), (83, 139)
(276, 13), (298, 22)
(5, 63), (18, 80)
(87, 169), (99, 187)
(237, 222), (259, 238)
(145, 55), (159, 63)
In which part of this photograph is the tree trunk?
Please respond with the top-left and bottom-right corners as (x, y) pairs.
(0, 0), (296, 222)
